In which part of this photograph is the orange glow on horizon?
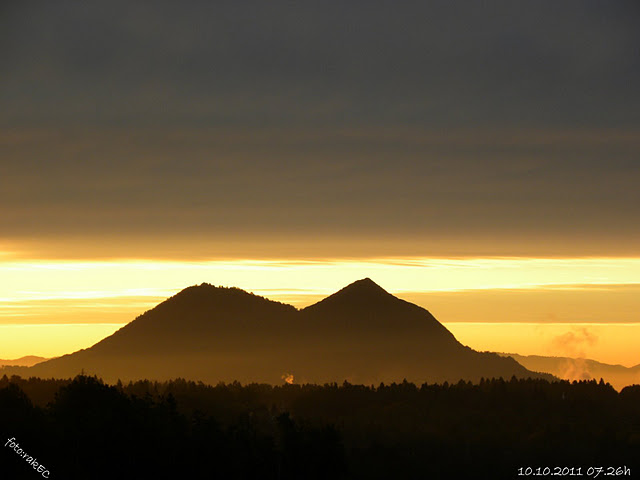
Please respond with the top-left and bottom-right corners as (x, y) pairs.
(1, 255), (639, 366)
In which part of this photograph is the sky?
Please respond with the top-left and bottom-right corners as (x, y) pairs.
(1, 2), (639, 365)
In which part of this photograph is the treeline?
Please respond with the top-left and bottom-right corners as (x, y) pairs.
(1, 375), (639, 479)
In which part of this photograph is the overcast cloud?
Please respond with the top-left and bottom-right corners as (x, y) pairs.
(1, 1), (639, 257)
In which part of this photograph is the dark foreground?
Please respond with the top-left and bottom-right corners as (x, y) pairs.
(1, 375), (638, 479)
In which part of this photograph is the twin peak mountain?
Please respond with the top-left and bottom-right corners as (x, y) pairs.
(7, 279), (550, 384)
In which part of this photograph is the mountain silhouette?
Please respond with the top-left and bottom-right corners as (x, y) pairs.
(91, 284), (297, 354)
(297, 278), (541, 383)
(1, 279), (551, 384)
(499, 353), (640, 391)
(301, 277), (456, 336)
(0, 355), (48, 367)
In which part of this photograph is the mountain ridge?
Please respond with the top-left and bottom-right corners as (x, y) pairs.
(1, 279), (552, 385)
(500, 352), (640, 391)
(0, 355), (49, 367)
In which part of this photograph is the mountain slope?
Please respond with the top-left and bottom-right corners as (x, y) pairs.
(91, 283), (297, 354)
(1, 280), (551, 384)
(301, 278), (455, 337)
(298, 278), (539, 383)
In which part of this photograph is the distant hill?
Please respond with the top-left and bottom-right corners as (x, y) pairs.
(1, 279), (552, 384)
(500, 353), (640, 391)
(0, 355), (48, 367)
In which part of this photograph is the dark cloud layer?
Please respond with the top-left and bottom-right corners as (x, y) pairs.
(1, 2), (639, 256)
(3, 127), (639, 256)
(2, 1), (639, 128)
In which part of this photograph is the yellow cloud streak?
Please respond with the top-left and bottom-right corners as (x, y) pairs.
(3, 257), (640, 304)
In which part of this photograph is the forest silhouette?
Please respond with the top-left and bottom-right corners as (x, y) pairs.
(1, 375), (638, 479)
